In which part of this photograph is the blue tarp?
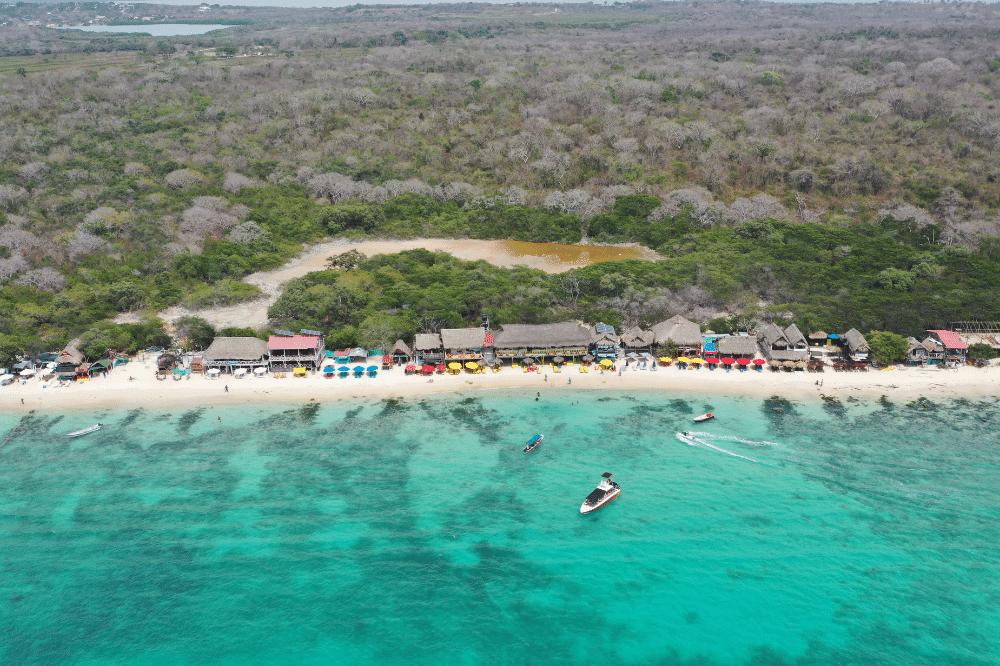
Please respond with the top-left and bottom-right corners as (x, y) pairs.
(704, 342), (717, 352)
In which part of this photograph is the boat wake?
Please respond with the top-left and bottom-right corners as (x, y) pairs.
(675, 431), (777, 464)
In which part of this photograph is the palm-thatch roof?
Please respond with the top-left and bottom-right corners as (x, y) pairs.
(907, 336), (923, 351)
(784, 323), (807, 348)
(620, 326), (655, 348)
(767, 349), (810, 362)
(842, 328), (870, 353)
(716, 336), (757, 356)
(440, 328), (486, 350)
(391, 339), (412, 356)
(204, 337), (269, 361)
(808, 330), (828, 340)
(413, 333), (442, 351)
(494, 323), (593, 349)
(650, 315), (702, 346)
(921, 337), (944, 352)
(758, 323), (789, 349)
(57, 338), (85, 366)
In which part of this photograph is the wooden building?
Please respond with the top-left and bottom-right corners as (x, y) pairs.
(757, 323), (809, 362)
(413, 333), (444, 365)
(440, 328), (487, 362)
(906, 337), (929, 365)
(492, 322), (594, 362)
(620, 326), (655, 354)
(716, 335), (758, 359)
(841, 328), (870, 362)
(204, 337), (270, 374)
(651, 316), (703, 356)
(591, 322), (621, 360)
(55, 339), (84, 378)
(390, 339), (412, 366)
(268, 335), (324, 371)
(926, 330), (967, 364)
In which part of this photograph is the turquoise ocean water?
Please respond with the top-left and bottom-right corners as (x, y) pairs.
(1, 389), (997, 666)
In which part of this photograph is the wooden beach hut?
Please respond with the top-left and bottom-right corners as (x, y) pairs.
(841, 329), (870, 363)
(492, 322), (593, 364)
(757, 323), (809, 362)
(926, 330), (968, 365)
(390, 339), (412, 367)
(620, 326), (656, 355)
(204, 337), (270, 374)
(650, 316), (703, 357)
(716, 335), (757, 359)
(413, 333), (444, 366)
(920, 336), (945, 364)
(906, 337), (929, 365)
(55, 339), (84, 379)
(591, 322), (621, 361)
(441, 328), (487, 363)
(784, 324), (808, 353)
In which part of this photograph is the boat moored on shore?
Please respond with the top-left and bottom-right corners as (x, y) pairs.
(580, 472), (621, 514)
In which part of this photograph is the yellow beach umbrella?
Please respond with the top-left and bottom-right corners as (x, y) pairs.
(448, 362), (462, 370)
(658, 356), (673, 363)
(600, 359), (614, 367)
(677, 357), (691, 363)
(465, 361), (479, 369)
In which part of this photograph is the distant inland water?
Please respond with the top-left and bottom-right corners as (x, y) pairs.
(59, 24), (234, 36)
(496, 240), (656, 266)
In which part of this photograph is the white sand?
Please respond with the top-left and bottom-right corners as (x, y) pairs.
(5, 361), (998, 416)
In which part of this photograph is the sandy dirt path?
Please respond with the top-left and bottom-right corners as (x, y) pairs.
(124, 238), (659, 331)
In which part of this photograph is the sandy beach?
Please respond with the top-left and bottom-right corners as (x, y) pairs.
(4, 360), (999, 415)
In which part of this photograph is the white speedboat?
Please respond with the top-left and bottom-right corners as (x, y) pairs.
(67, 423), (102, 438)
(580, 472), (621, 514)
(524, 434), (544, 453)
(693, 412), (714, 422)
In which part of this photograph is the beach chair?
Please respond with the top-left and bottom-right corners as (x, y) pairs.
(522, 365), (528, 373)
(553, 365), (561, 373)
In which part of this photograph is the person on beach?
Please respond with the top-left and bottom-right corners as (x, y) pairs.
(225, 385), (229, 393)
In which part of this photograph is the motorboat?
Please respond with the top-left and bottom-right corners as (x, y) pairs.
(67, 423), (102, 438)
(580, 472), (621, 514)
(523, 434), (544, 453)
(693, 412), (714, 422)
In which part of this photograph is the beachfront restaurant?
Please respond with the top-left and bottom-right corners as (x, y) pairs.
(651, 315), (703, 357)
(203, 337), (270, 375)
(268, 334), (324, 372)
(441, 328), (487, 364)
(492, 322), (594, 365)
(906, 337), (930, 365)
(620, 326), (655, 355)
(413, 333), (444, 366)
(926, 329), (968, 365)
(841, 328), (870, 363)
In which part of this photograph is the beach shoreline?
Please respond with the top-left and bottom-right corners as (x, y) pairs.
(3, 360), (998, 415)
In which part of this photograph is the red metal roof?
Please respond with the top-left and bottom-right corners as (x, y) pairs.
(927, 330), (968, 350)
(484, 333), (494, 347)
(268, 335), (319, 350)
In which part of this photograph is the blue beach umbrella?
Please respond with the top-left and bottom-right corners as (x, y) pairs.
(353, 366), (365, 372)
(367, 365), (378, 372)
(338, 366), (350, 372)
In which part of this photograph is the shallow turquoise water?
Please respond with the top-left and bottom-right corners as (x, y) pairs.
(1, 390), (998, 665)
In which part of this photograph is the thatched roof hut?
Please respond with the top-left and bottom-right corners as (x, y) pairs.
(784, 323), (807, 349)
(56, 339), (85, 368)
(716, 335), (757, 357)
(620, 326), (655, 349)
(650, 316), (702, 347)
(758, 323), (789, 350)
(494, 323), (593, 349)
(440, 328), (486, 350)
(204, 337), (269, 361)
(390, 339), (412, 357)
(414, 333), (442, 351)
(842, 328), (870, 354)
(808, 330), (828, 341)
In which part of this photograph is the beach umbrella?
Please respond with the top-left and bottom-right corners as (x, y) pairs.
(207, 368), (220, 376)
(421, 364), (435, 373)
(523, 357), (537, 365)
(599, 359), (614, 367)
(688, 358), (703, 364)
(658, 356), (673, 363)
(752, 358), (766, 366)
(677, 357), (690, 364)
(720, 357), (736, 365)
(795, 361), (808, 369)
(353, 366), (365, 372)
(782, 360), (796, 368)
(19, 368), (35, 376)
(448, 362), (462, 370)
(736, 358), (751, 365)
(367, 365), (379, 372)
(828, 334), (840, 340)
(405, 364), (415, 372)
(582, 354), (595, 362)
(626, 352), (639, 359)
(436, 364), (446, 372)
(552, 356), (565, 364)
(337, 366), (350, 372)
(465, 361), (479, 369)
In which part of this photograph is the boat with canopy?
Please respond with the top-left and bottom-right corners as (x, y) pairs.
(580, 472), (621, 514)
(523, 434), (544, 453)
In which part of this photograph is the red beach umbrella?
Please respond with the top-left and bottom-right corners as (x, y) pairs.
(435, 364), (446, 372)
(736, 358), (751, 365)
(421, 364), (435, 374)
(721, 357), (736, 365)
(752, 358), (766, 365)
(405, 364), (416, 372)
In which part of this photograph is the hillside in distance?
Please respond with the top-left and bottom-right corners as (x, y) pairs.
(3, 0), (1000, 357)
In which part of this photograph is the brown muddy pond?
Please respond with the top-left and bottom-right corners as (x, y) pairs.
(497, 241), (658, 267)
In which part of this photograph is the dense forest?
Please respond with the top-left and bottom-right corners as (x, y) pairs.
(3, 0), (1000, 362)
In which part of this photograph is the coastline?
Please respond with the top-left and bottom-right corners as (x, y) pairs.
(4, 360), (998, 415)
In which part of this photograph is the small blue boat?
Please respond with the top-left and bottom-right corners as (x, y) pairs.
(524, 434), (544, 453)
